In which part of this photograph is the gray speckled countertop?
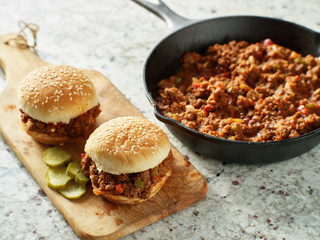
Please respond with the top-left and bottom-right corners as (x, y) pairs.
(1, 0), (320, 239)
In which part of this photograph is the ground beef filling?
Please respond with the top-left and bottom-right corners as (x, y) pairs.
(20, 104), (101, 138)
(157, 39), (320, 142)
(81, 150), (173, 199)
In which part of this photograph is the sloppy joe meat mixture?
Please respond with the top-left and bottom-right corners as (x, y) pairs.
(81, 150), (173, 199)
(20, 104), (101, 138)
(157, 39), (320, 142)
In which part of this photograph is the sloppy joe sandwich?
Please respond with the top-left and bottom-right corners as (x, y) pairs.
(81, 116), (173, 204)
(18, 64), (101, 145)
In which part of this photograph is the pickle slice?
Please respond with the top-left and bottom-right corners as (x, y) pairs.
(46, 167), (72, 190)
(58, 180), (87, 199)
(66, 161), (89, 184)
(75, 171), (89, 184)
(44, 147), (72, 167)
(66, 161), (81, 178)
(43, 148), (88, 199)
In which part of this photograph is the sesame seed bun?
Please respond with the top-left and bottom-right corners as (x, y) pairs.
(18, 64), (99, 124)
(92, 168), (171, 204)
(84, 116), (171, 175)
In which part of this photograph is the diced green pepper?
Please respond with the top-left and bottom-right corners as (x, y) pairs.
(134, 179), (144, 188)
(231, 124), (238, 131)
(151, 167), (159, 177)
(306, 103), (314, 109)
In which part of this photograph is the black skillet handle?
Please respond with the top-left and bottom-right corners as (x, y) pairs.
(130, 0), (193, 31)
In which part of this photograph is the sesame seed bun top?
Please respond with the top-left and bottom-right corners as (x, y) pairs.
(18, 64), (99, 124)
(84, 116), (171, 175)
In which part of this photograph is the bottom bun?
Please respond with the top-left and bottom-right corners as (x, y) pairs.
(92, 168), (172, 204)
(25, 128), (71, 145)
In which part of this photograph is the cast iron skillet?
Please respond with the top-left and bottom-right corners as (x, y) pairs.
(131, 0), (320, 164)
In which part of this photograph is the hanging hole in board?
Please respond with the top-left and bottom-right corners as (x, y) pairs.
(4, 21), (39, 51)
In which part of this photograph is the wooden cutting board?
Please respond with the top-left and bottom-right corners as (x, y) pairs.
(0, 33), (207, 240)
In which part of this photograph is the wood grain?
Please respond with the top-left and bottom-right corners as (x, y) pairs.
(0, 33), (207, 240)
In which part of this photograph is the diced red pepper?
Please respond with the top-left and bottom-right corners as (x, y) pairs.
(81, 153), (86, 158)
(115, 184), (124, 194)
(298, 105), (309, 115)
(213, 131), (221, 137)
(263, 38), (274, 47)
(203, 105), (213, 112)
(217, 72), (230, 78)
(215, 81), (222, 89)
(151, 167), (160, 182)
(277, 135), (284, 141)
(152, 175), (158, 181)
(193, 82), (200, 89)
(254, 51), (263, 60)
(284, 96), (290, 101)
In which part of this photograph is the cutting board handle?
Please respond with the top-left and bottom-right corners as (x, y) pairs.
(0, 33), (47, 90)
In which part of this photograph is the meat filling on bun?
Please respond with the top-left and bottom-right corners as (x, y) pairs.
(81, 150), (173, 199)
(18, 64), (101, 145)
(20, 104), (100, 139)
(81, 116), (173, 204)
